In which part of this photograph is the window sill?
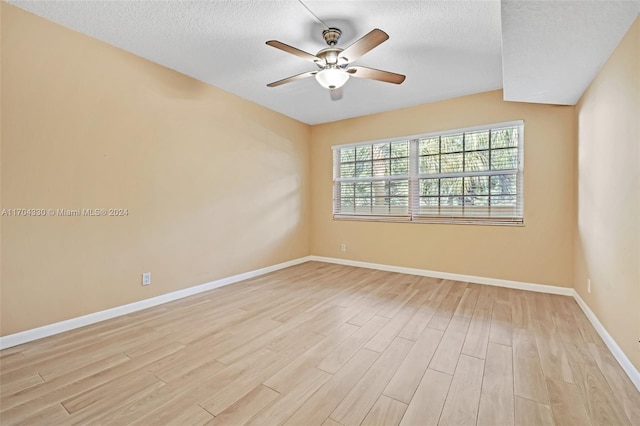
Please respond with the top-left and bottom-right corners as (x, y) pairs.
(332, 215), (525, 227)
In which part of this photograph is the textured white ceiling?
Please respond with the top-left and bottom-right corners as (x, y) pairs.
(502, 0), (640, 105)
(8, 1), (640, 124)
(8, 0), (503, 124)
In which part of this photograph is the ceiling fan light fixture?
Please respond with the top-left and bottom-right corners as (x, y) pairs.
(315, 68), (349, 90)
(266, 27), (405, 96)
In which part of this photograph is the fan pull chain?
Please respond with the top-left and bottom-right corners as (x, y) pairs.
(297, 0), (330, 30)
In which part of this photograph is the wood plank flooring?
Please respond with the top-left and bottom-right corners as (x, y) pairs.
(1, 262), (638, 425)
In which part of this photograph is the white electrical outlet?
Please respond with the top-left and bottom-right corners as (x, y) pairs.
(587, 278), (591, 293)
(142, 272), (151, 286)
(340, 243), (346, 252)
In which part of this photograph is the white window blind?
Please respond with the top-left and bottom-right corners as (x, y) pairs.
(332, 121), (524, 225)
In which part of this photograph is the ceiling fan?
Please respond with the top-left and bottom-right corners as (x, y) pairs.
(266, 27), (406, 100)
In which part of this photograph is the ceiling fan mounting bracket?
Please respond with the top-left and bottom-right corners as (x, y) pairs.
(322, 28), (342, 46)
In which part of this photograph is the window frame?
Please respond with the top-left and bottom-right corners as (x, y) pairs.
(333, 140), (412, 220)
(332, 120), (525, 226)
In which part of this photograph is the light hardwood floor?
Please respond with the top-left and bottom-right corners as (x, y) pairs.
(1, 262), (639, 425)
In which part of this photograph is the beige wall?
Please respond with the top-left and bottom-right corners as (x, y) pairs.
(310, 90), (576, 287)
(0, 4), (310, 335)
(575, 16), (640, 370)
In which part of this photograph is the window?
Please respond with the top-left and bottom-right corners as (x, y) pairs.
(332, 121), (524, 225)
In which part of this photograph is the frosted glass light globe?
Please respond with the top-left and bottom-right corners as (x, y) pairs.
(315, 68), (349, 90)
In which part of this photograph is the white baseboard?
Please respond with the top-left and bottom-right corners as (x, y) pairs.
(4, 254), (638, 394)
(572, 290), (640, 392)
(0, 256), (312, 350)
(310, 256), (640, 391)
(309, 255), (574, 296)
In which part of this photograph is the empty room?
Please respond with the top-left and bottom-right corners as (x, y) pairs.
(1, 0), (639, 425)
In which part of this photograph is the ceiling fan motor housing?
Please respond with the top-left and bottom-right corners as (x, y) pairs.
(316, 48), (343, 67)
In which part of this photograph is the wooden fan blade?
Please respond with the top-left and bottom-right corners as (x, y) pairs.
(330, 87), (343, 101)
(340, 29), (389, 63)
(267, 70), (317, 87)
(266, 40), (321, 64)
(347, 66), (406, 84)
